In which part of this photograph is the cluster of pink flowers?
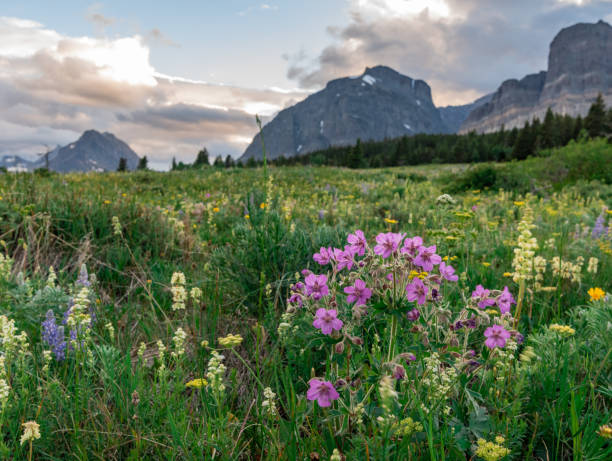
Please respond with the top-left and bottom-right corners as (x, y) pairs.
(291, 230), (520, 408)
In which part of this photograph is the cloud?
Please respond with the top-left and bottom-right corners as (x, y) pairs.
(0, 16), (305, 168)
(147, 28), (180, 47)
(86, 4), (115, 32)
(288, 0), (612, 105)
(238, 3), (279, 16)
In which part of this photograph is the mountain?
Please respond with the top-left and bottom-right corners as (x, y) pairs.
(0, 155), (35, 172)
(438, 93), (493, 133)
(461, 20), (612, 133)
(241, 66), (487, 161)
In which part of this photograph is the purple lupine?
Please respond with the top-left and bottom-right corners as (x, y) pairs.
(318, 210), (325, 220)
(344, 279), (372, 306)
(76, 264), (90, 287)
(312, 308), (343, 335)
(414, 245), (442, 272)
(42, 310), (67, 360)
(374, 232), (404, 258)
(484, 325), (511, 349)
(497, 286), (516, 314)
(333, 246), (356, 271)
(347, 230), (367, 256)
(592, 212), (608, 239)
(406, 308), (420, 321)
(406, 278), (428, 305)
(313, 247), (333, 265)
(439, 261), (459, 282)
(471, 285), (496, 309)
(401, 236), (423, 257)
(304, 274), (329, 301)
(307, 379), (339, 407)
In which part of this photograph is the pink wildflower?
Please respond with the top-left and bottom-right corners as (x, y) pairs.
(313, 308), (343, 335)
(344, 279), (372, 306)
(406, 278), (428, 305)
(307, 379), (340, 407)
(484, 324), (511, 349)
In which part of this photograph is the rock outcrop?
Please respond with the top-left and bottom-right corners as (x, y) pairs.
(461, 20), (612, 133)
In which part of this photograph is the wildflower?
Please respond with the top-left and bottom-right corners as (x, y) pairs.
(330, 448), (343, 461)
(549, 324), (575, 337)
(484, 325), (511, 349)
(384, 218), (398, 224)
(436, 194), (456, 205)
(171, 327), (187, 357)
(306, 379), (339, 407)
(344, 279), (372, 306)
(0, 379), (9, 407)
(591, 211), (608, 239)
(261, 387), (278, 417)
(347, 229), (367, 256)
(496, 287), (516, 314)
(190, 287), (202, 302)
(333, 246), (356, 271)
(482, 262), (491, 267)
(171, 272), (187, 311)
(503, 272), (512, 277)
(313, 308), (343, 335)
(472, 285), (496, 309)
(406, 278), (428, 305)
(439, 261), (458, 282)
(512, 208), (538, 283)
(374, 232), (404, 258)
(514, 201), (525, 206)
(105, 322), (115, 341)
(206, 351), (227, 397)
(20, 421), (41, 445)
(588, 287), (605, 301)
(394, 417), (424, 437)
(213, 207), (220, 213)
(42, 310), (67, 360)
(598, 424), (612, 439)
(414, 245), (441, 272)
(587, 257), (598, 274)
(218, 333), (243, 348)
(185, 378), (208, 389)
(406, 308), (420, 321)
(137, 342), (146, 361)
(76, 264), (90, 287)
(111, 216), (122, 236)
(304, 274), (329, 301)
(259, 202), (266, 209)
(401, 236), (423, 257)
(200, 340), (209, 348)
(474, 436), (510, 461)
(313, 247), (333, 265)
(46, 266), (57, 288)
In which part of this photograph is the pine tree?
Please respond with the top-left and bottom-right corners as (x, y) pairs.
(194, 148), (210, 168)
(137, 156), (148, 170)
(513, 121), (532, 160)
(213, 155), (224, 167)
(171, 157), (177, 171)
(585, 94), (606, 138)
(224, 155), (235, 168)
(117, 157), (128, 172)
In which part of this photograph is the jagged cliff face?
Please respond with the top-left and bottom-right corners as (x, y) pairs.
(241, 66), (452, 161)
(461, 20), (612, 133)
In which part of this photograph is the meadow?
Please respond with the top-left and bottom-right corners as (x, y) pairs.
(0, 138), (611, 460)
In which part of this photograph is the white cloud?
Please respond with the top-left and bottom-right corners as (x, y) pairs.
(0, 16), (305, 165)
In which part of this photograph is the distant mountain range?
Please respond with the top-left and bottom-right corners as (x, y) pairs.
(0, 130), (140, 172)
(242, 19), (611, 160)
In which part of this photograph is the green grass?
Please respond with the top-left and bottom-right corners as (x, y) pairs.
(0, 140), (610, 460)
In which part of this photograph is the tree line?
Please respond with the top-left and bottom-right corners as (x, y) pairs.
(126, 94), (611, 172)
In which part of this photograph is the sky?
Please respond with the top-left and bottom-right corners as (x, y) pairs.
(1, 0), (611, 169)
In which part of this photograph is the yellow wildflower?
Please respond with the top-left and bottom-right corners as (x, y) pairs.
(482, 262), (491, 267)
(549, 324), (575, 337)
(588, 287), (605, 301)
(384, 218), (398, 224)
(598, 424), (612, 439)
(185, 378), (208, 389)
(503, 272), (512, 277)
(260, 202), (266, 209)
(103, 200), (111, 205)
(514, 201), (525, 206)
(474, 436), (510, 461)
(213, 207), (220, 213)
(218, 334), (243, 348)
(245, 214), (250, 219)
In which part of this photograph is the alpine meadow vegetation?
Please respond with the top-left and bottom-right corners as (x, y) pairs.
(0, 138), (610, 460)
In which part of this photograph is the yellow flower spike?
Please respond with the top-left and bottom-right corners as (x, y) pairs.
(185, 378), (208, 389)
(588, 287), (605, 301)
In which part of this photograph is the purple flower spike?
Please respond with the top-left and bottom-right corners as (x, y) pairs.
(313, 308), (343, 335)
(307, 379), (340, 407)
(484, 325), (511, 349)
(344, 279), (372, 306)
(406, 278), (428, 305)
